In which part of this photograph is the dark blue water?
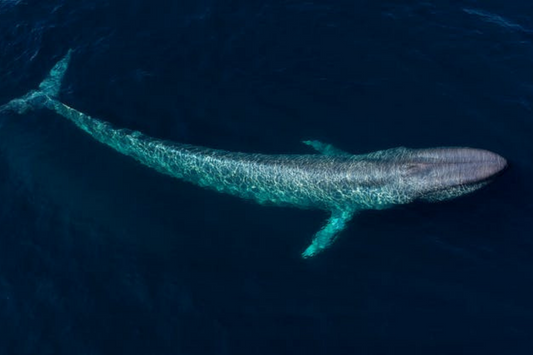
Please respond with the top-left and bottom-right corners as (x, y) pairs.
(0, 1), (532, 354)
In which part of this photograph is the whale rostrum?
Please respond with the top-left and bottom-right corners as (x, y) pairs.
(1, 51), (508, 258)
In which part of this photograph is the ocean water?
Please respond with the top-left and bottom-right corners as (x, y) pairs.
(0, 0), (532, 354)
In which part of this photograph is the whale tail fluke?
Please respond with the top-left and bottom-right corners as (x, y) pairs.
(38, 49), (72, 99)
(0, 49), (72, 115)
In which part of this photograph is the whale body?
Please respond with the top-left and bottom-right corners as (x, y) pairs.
(0, 51), (508, 258)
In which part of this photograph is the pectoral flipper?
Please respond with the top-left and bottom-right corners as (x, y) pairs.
(302, 209), (356, 258)
(302, 140), (351, 156)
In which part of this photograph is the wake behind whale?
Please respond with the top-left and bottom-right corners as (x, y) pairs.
(0, 51), (508, 258)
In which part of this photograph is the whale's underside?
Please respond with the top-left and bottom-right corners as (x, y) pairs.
(0, 51), (507, 258)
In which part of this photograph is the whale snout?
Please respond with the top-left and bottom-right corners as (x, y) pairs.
(410, 147), (508, 187)
(440, 148), (507, 183)
(469, 149), (508, 181)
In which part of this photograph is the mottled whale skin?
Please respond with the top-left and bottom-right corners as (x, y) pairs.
(1, 51), (508, 258)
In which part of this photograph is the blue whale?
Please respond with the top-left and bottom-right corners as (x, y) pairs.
(1, 51), (508, 258)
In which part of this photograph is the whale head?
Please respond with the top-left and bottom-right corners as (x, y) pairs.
(396, 147), (507, 202)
